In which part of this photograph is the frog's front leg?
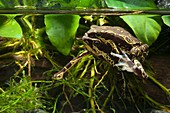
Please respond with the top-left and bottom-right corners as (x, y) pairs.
(110, 51), (135, 72)
(110, 51), (148, 79)
(114, 62), (134, 72)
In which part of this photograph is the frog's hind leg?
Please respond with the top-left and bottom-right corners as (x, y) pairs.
(110, 51), (148, 79)
(52, 51), (89, 80)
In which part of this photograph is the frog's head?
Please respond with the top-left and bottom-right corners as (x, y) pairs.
(82, 34), (101, 54)
(82, 33), (113, 55)
(82, 33), (118, 65)
(83, 25), (149, 60)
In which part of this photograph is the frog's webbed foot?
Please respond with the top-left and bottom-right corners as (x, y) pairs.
(52, 51), (89, 80)
(115, 62), (134, 72)
(110, 51), (148, 79)
(110, 51), (134, 72)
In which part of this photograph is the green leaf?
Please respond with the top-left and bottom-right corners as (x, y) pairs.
(0, 15), (23, 38)
(77, 0), (95, 8)
(120, 15), (161, 46)
(45, 14), (80, 55)
(0, 1), (5, 7)
(162, 15), (170, 27)
(46, 0), (80, 9)
(0, 0), (22, 8)
(105, 0), (157, 9)
(22, 0), (38, 6)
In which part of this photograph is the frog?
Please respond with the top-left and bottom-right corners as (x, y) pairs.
(82, 25), (149, 62)
(82, 25), (149, 78)
(53, 25), (149, 80)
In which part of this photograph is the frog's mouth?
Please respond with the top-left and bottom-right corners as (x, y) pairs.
(82, 33), (100, 41)
(82, 35), (119, 63)
(82, 35), (113, 54)
(82, 35), (101, 54)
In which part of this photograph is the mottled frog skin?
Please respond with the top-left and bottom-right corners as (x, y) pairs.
(82, 25), (149, 63)
(82, 25), (149, 78)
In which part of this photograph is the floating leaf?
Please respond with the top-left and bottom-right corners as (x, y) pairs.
(45, 14), (80, 55)
(77, 0), (95, 8)
(120, 15), (161, 46)
(105, 0), (157, 9)
(45, 0), (80, 9)
(162, 15), (170, 27)
(0, 15), (22, 39)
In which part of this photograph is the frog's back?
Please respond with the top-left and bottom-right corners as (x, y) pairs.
(88, 25), (142, 46)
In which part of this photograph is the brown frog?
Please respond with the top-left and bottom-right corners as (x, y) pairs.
(82, 25), (149, 78)
(82, 25), (149, 61)
(53, 25), (149, 80)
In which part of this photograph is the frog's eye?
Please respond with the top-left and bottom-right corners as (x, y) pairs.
(94, 40), (100, 44)
(93, 41), (103, 48)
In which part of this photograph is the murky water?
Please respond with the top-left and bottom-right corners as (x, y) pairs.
(0, 1), (170, 112)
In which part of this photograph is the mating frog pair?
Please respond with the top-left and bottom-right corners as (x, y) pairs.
(53, 25), (149, 80)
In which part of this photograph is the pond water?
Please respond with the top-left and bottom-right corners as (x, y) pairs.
(0, 1), (170, 113)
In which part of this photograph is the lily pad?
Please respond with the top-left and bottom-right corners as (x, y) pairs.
(120, 15), (161, 46)
(45, 14), (80, 55)
(162, 15), (170, 27)
(0, 15), (22, 39)
(105, 0), (157, 9)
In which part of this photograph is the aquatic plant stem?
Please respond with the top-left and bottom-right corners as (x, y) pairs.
(144, 94), (167, 109)
(149, 75), (170, 96)
(102, 83), (115, 110)
(79, 57), (92, 78)
(89, 66), (96, 113)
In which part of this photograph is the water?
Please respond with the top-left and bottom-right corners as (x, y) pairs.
(0, 1), (170, 113)
(1, 8), (170, 15)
